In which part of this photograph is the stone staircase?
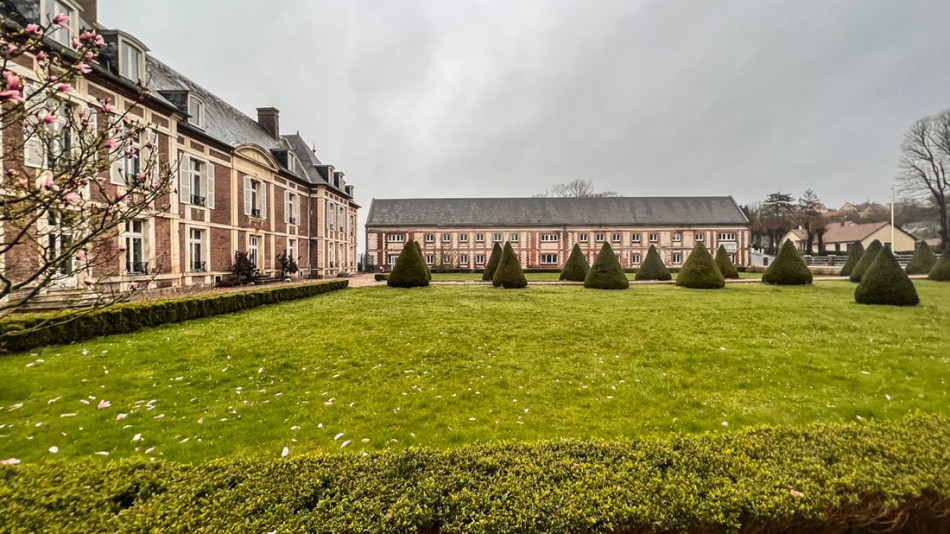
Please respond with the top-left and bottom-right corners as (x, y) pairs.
(17, 289), (101, 313)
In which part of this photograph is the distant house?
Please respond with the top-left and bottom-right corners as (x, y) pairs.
(781, 221), (917, 255)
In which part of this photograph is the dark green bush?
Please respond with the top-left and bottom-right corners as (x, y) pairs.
(584, 243), (629, 290)
(839, 242), (864, 277)
(387, 240), (430, 288)
(763, 241), (813, 285)
(849, 240), (883, 283)
(482, 243), (503, 281)
(676, 243), (725, 289)
(0, 281), (348, 353)
(559, 244), (590, 281)
(492, 242), (527, 288)
(374, 274), (388, 282)
(414, 240), (431, 281)
(855, 246), (920, 306)
(905, 242), (937, 275)
(635, 245), (671, 281)
(929, 250), (950, 281)
(1, 415), (947, 533)
(714, 245), (739, 279)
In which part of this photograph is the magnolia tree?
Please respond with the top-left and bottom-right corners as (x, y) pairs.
(0, 14), (174, 318)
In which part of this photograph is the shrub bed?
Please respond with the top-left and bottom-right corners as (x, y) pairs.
(763, 241), (813, 285)
(0, 281), (348, 353)
(0, 414), (947, 533)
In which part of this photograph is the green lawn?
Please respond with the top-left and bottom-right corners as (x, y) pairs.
(430, 272), (762, 281)
(1, 282), (947, 464)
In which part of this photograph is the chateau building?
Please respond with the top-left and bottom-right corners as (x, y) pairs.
(366, 197), (751, 271)
(1, 0), (359, 296)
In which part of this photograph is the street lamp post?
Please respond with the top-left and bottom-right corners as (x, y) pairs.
(890, 186), (895, 251)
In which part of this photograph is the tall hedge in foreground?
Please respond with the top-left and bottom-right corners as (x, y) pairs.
(676, 243), (725, 289)
(928, 250), (950, 281)
(762, 241), (812, 285)
(482, 243), (503, 281)
(839, 242), (864, 277)
(1, 415), (947, 533)
(584, 243), (629, 289)
(387, 240), (429, 288)
(855, 246), (919, 306)
(492, 242), (527, 288)
(849, 239), (883, 283)
(559, 244), (590, 281)
(414, 240), (431, 280)
(714, 245), (739, 279)
(905, 242), (937, 275)
(635, 245), (671, 281)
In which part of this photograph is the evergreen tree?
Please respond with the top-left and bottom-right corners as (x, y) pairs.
(387, 240), (430, 288)
(904, 242), (937, 275)
(849, 240), (883, 283)
(414, 240), (431, 281)
(482, 243), (503, 281)
(584, 243), (629, 289)
(635, 245), (671, 281)
(676, 243), (725, 289)
(928, 249), (950, 281)
(714, 245), (740, 279)
(762, 240), (813, 285)
(855, 246), (919, 306)
(559, 244), (590, 281)
(492, 242), (528, 288)
(839, 242), (864, 277)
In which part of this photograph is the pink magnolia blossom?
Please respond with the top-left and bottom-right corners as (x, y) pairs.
(100, 101), (113, 113)
(52, 13), (71, 29)
(75, 250), (86, 262)
(129, 282), (139, 292)
(115, 413), (127, 421)
(36, 51), (47, 62)
(97, 400), (110, 409)
(42, 114), (57, 124)
(43, 175), (57, 191)
(71, 38), (81, 50)
(0, 90), (23, 102)
(64, 191), (81, 205)
(77, 63), (92, 74)
(103, 138), (118, 150)
(25, 24), (42, 35)
(55, 83), (72, 92)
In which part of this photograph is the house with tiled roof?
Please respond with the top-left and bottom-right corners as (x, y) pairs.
(780, 221), (917, 255)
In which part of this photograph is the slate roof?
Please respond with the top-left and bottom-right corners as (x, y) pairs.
(366, 197), (749, 228)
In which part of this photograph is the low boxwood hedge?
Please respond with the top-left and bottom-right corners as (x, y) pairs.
(0, 414), (946, 533)
(0, 280), (348, 353)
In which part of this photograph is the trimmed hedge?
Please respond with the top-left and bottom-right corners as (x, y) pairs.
(839, 242), (864, 277)
(559, 243), (590, 281)
(492, 241), (528, 288)
(849, 240), (883, 283)
(855, 246), (919, 306)
(584, 243), (629, 289)
(905, 242), (937, 275)
(676, 243), (725, 289)
(763, 241), (813, 286)
(929, 251), (950, 281)
(482, 243), (503, 281)
(1, 415), (947, 533)
(0, 281), (348, 353)
(388, 240), (430, 288)
(714, 245), (740, 279)
(634, 245), (671, 281)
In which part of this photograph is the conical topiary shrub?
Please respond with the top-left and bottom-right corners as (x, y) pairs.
(635, 245), (671, 281)
(905, 242), (937, 275)
(388, 240), (430, 288)
(482, 243), (502, 281)
(492, 241), (527, 288)
(584, 243), (629, 289)
(676, 243), (725, 289)
(839, 242), (864, 277)
(559, 243), (590, 281)
(849, 240), (883, 283)
(414, 240), (431, 281)
(762, 240), (812, 285)
(855, 246), (919, 306)
(928, 249), (950, 281)
(714, 245), (739, 279)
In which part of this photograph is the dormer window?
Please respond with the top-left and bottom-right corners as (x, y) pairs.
(119, 40), (144, 82)
(188, 95), (206, 129)
(46, 0), (78, 48)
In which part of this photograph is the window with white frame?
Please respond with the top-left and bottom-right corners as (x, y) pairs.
(424, 234), (434, 243)
(540, 234), (559, 242)
(124, 220), (147, 275)
(672, 252), (683, 264)
(120, 40), (144, 82)
(731, 253), (737, 264)
(475, 254), (485, 265)
(284, 191), (299, 225)
(595, 233), (605, 242)
(649, 233), (659, 242)
(179, 155), (215, 208)
(459, 254), (469, 265)
(188, 228), (206, 272)
(459, 234), (469, 243)
(510, 233), (519, 242)
(442, 234), (452, 243)
(612, 233), (622, 242)
(632, 253), (641, 264)
(243, 176), (266, 218)
(719, 232), (737, 241)
(672, 232), (682, 242)
(325, 200), (335, 230)
(387, 234), (405, 243)
(442, 254), (452, 265)
(388, 254), (399, 266)
(475, 233), (485, 243)
(578, 233), (589, 242)
(188, 95), (206, 129)
(249, 235), (261, 268)
(46, 0), (78, 48)
(493, 233), (503, 242)
(46, 103), (72, 171)
(695, 232), (705, 242)
(540, 253), (558, 264)
(425, 254), (434, 265)
(632, 233), (641, 243)
(287, 238), (297, 263)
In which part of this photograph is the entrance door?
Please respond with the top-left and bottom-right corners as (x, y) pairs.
(47, 219), (78, 289)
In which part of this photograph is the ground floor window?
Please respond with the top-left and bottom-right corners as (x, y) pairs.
(459, 254), (469, 265)
(425, 254), (434, 265)
(475, 254), (485, 265)
(632, 253), (641, 264)
(125, 220), (147, 275)
(387, 254), (399, 265)
(189, 228), (206, 272)
(540, 253), (558, 264)
(249, 235), (261, 268)
(672, 252), (682, 264)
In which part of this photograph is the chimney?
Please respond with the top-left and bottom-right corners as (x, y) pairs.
(75, 0), (98, 24)
(256, 107), (280, 140)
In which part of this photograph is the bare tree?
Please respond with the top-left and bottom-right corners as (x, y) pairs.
(797, 189), (826, 255)
(898, 111), (950, 251)
(536, 179), (619, 198)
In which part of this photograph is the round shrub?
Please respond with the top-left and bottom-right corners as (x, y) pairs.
(676, 243), (725, 289)
(928, 250), (950, 281)
(855, 246), (919, 306)
(635, 245), (671, 281)
(849, 240), (883, 283)
(388, 240), (430, 288)
(839, 242), (864, 277)
(559, 244), (590, 281)
(584, 243), (629, 290)
(905, 242), (937, 275)
(762, 241), (812, 285)
(482, 243), (503, 281)
(714, 245), (739, 279)
(492, 242), (528, 288)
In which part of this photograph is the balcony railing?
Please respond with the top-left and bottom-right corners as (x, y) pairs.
(191, 195), (206, 207)
(251, 208), (261, 218)
(126, 261), (149, 275)
(191, 261), (207, 272)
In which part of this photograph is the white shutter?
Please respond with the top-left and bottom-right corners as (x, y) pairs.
(147, 129), (159, 186)
(284, 190), (290, 223)
(24, 115), (44, 168)
(261, 183), (267, 219)
(206, 162), (215, 209)
(244, 176), (252, 215)
(179, 154), (191, 204)
(295, 195), (301, 226)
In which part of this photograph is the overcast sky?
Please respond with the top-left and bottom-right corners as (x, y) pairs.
(101, 0), (950, 215)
